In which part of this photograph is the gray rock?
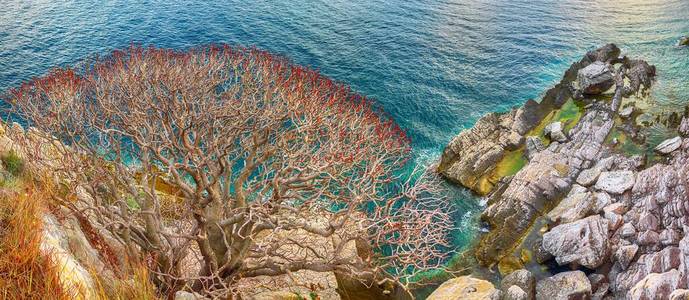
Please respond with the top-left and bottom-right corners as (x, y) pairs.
(542, 215), (610, 268)
(501, 269), (535, 300)
(547, 189), (596, 224)
(545, 122), (568, 142)
(525, 136), (545, 160)
(534, 238), (554, 264)
(615, 245), (638, 270)
(627, 269), (683, 300)
(578, 61), (614, 95)
(654, 136), (682, 155)
(472, 45), (654, 267)
(536, 271), (592, 300)
(595, 171), (635, 194)
(593, 192), (613, 213)
(619, 106), (634, 118)
(591, 283), (610, 300)
(620, 223), (636, 238)
(577, 168), (603, 187)
(505, 286), (528, 300)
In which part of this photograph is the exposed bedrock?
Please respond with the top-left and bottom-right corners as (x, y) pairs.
(438, 44), (622, 195)
(476, 104), (615, 265)
(438, 44), (660, 278)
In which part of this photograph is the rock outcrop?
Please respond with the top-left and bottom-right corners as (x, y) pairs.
(438, 43), (622, 195)
(437, 99), (544, 195)
(434, 44), (689, 299)
(577, 61), (614, 95)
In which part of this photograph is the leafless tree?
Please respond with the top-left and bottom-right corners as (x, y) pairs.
(6, 45), (455, 297)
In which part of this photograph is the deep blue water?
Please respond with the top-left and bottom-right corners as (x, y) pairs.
(2, 0), (689, 250)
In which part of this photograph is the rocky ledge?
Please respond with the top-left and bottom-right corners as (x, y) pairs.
(434, 44), (689, 299)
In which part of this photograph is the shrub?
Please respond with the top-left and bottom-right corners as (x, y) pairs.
(8, 44), (455, 296)
(1, 150), (24, 177)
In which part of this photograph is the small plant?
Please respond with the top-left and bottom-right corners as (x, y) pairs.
(1, 151), (24, 177)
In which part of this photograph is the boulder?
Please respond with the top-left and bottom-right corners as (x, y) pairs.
(615, 245), (639, 270)
(545, 122), (567, 142)
(577, 61), (614, 95)
(542, 215), (610, 268)
(680, 36), (689, 46)
(505, 286), (528, 300)
(576, 157), (614, 187)
(614, 246), (684, 293)
(619, 106), (634, 118)
(595, 171), (635, 194)
(577, 168), (602, 187)
(536, 271), (591, 300)
(627, 269), (684, 300)
(654, 136), (682, 155)
(660, 229), (681, 246)
(501, 269), (536, 300)
(637, 230), (660, 246)
(547, 189), (596, 224)
(427, 276), (498, 300)
(620, 223), (637, 238)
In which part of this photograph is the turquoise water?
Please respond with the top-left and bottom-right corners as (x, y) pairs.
(1, 0), (689, 252)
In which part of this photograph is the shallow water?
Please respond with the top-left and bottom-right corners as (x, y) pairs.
(1, 0), (688, 256)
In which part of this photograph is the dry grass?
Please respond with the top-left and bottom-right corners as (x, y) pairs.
(0, 167), (159, 299)
(93, 263), (159, 300)
(0, 184), (73, 299)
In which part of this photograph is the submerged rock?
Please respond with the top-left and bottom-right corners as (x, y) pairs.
(427, 276), (498, 300)
(679, 36), (689, 46)
(542, 215), (610, 268)
(536, 271), (591, 300)
(654, 136), (682, 155)
(577, 61), (614, 95)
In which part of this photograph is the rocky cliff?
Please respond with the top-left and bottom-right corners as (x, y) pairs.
(435, 44), (689, 299)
